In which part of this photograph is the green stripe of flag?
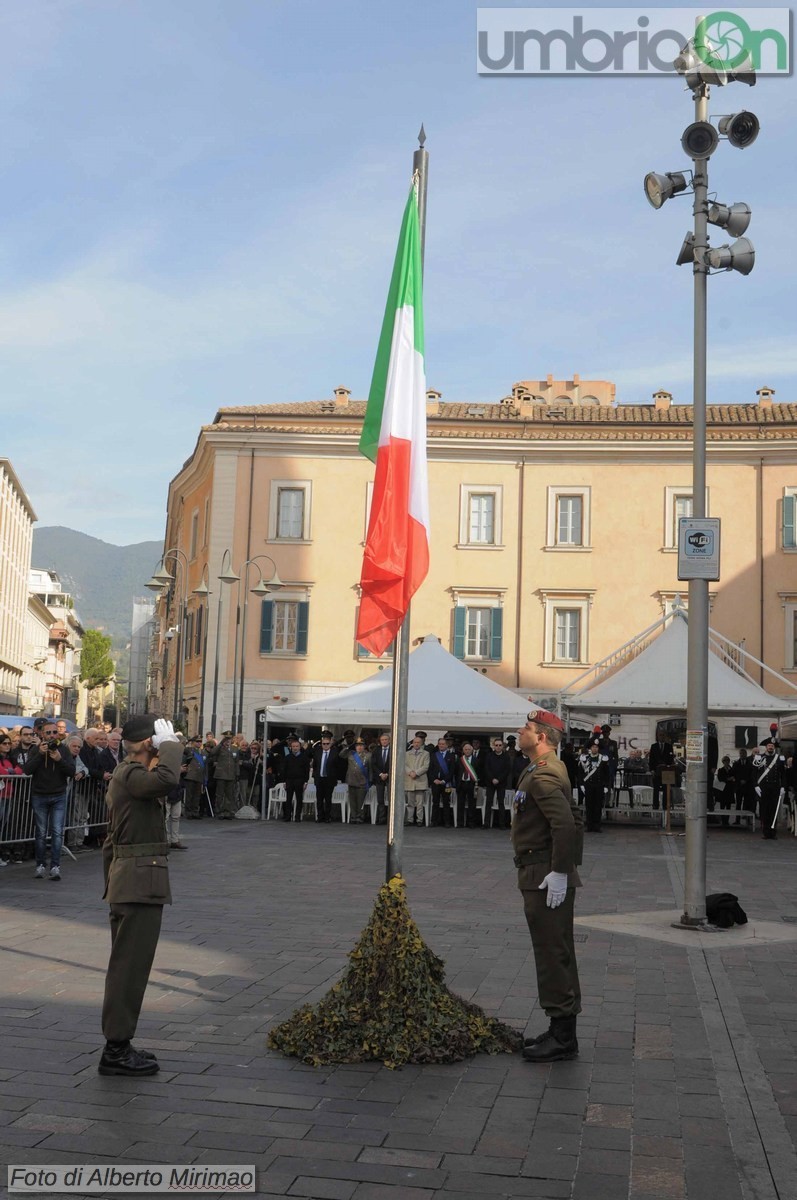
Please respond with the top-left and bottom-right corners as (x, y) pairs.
(359, 183), (425, 464)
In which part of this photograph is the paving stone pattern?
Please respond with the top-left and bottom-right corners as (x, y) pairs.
(1, 821), (797, 1198)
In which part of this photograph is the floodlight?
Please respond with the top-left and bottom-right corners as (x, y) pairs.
(718, 111), (760, 149)
(676, 232), (696, 266)
(707, 236), (755, 275)
(681, 121), (720, 160)
(707, 201), (751, 236)
(674, 36), (727, 89)
(644, 171), (688, 210)
(727, 54), (756, 87)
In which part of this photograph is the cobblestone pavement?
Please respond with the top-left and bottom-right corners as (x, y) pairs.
(2, 819), (797, 1199)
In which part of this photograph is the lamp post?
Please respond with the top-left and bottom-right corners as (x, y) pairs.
(645, 22), (758, 927)
(235, 556), (283, 735)
(191, 566), (212, 736)
(145, 547), (190, 727)
(209, 550), (240, 735)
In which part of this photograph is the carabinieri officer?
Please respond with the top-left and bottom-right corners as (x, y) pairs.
(98, 716), (182, 1076)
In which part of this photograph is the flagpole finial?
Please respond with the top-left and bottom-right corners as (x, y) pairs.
(418, 124), (426, 148)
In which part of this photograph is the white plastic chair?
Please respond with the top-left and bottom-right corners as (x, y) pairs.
(332, 784), (350, 823)
(267, 782), (286, 820)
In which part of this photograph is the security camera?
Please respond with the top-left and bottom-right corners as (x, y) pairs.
(164, 626), (179, 641)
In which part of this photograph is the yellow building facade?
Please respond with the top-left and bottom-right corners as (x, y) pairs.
(154, 378), (797, 739)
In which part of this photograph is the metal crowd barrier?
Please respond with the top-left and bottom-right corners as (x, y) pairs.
(0, 775), (109, 850)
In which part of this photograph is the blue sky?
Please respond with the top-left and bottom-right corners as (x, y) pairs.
(1, 0), (794, 543)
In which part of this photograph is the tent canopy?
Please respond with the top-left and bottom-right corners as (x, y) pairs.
(564, 610), (797, 717)
(266, 635), (536, 731)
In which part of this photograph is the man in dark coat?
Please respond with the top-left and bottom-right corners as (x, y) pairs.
(368, 733), (391, 825)
(429, 736), (457, 827)
(282, 736), (311, 821)
(99, 716), (181, 1076)
(649, 737), (675, 810)
(311, 732), (339, 823)
(24, 719), (75, 880)
(484, 737), (513, 829)
(512, 709), (583, 1063)
(577, 740), (611, 832)
(182, 736), (207, 819)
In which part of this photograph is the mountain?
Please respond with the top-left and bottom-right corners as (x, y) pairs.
(31, 526), (162, 646)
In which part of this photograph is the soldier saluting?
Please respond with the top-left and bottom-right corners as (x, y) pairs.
(98, 716), (182, 1077)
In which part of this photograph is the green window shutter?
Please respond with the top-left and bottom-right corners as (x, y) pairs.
(296, 601), (309, 655)
(490, 608), (503, 660)
(453, 607), (466, 659)
(260, 600), (273, 654)
(784, 494), (796, 549)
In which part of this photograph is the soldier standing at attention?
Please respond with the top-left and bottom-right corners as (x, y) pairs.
(98, 716), (181, 1077)
(512, 709), (584, 1063)
(207, 732), (240, 819)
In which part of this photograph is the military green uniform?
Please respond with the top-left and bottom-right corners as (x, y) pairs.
(100, 741), (182, 1044)
(208, 741), (240, 817)
(511, 750), (583, 1019)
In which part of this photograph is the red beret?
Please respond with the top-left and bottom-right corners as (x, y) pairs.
(528, 708), (565, 733)
(593, 725), (602, 733)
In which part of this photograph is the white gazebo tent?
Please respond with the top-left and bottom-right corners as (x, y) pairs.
(266, 635), (536, 732)
(563, 606), (797, 719)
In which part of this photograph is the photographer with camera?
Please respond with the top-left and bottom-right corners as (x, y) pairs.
(23, 720), (75, 881)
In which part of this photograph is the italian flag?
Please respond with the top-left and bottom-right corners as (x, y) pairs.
(357, 182), (430, 658)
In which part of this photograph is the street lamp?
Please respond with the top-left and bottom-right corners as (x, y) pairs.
(145, 547), (190, 726)
(235, 556), (283, 735)
(645, 25), (759, 928)
(192, 567), (212, 736)
(209, 550), (239, 735)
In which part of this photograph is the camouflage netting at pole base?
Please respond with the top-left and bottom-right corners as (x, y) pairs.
(267, 874), (522, 1069)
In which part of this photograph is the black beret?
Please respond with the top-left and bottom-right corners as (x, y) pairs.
(121, 715), (157, 742)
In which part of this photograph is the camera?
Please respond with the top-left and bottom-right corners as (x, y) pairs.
(46, 739), (60, 752)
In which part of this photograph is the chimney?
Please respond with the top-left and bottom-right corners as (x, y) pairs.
(653, 389), (672, 411)
(756, 386), (775, 407)
(426, 388), (441, 415)
(333, 385), (351, 408)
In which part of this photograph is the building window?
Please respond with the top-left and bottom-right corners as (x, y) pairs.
(783, 490), (796, 550)
(782, 597), (797, 670)
(260, 598), (309, 655)
(268, 480), (312, 542)
(203, 498), (210, 547)
(664, 486), (709, 549)
(189, 510), (199, 560)
(183, 611), (193, 661)
(546, 487), (591, 549)
(469, 494), (495, 544)
(453, 604), (503, 661)
(555, 609), (580, 661)
(194, 604), (203, 657)
(541, 591), (594, 666)
(458, 486), (503, 548)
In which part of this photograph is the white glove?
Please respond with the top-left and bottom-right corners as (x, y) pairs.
(755, 787), (762, 798)
(152, 719), (179, 749)
(604, 788), (609, 795)
(539, 870), (568, 909)
(779, 789), (786, 802)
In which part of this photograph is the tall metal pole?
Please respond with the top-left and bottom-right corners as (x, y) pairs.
(230, 586), (241, 734)
(386, 126), (428, 883)
(682, 84), (709, 927)
(210, 592), (224, 736)
(197, 593), (210, 736)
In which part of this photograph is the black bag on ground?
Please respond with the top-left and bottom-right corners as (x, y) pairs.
(705, 892), (748, 928)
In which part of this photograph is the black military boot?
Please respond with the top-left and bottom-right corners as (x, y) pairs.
(98, 1040), (159, 1076)
(522, 1016), (578, 1063)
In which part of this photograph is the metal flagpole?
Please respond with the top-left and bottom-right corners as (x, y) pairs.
(386, 126), (428, 883)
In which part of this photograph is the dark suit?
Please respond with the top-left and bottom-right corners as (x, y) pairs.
(484, 750), (512, 829)
(752, 750), (786, 839)
(578, 752), (611, 832)
(311, 745), (339, 822)
(511, 752), (583, 1019)
(454, 755), (479, 828)
(100, 741), (181, 1044)
(369, 743), (391, 824)
(282, 749), (311, 821)
(649, 741), (675, 810)
(429, 748), (457, 826)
